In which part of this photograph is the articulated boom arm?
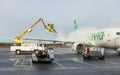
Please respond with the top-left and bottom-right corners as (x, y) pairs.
(39, 18), (57, 33)
(13, 18), (57, 43)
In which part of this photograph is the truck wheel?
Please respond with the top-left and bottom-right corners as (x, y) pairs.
(99, 56), (105, 60)
(46, 59), (52, 63)
(117, 51), (120, 56)
(83, 55), (87, 60)
(15, 50), (20, 55)
(77, 50), (82, 54)
(48, 60), (52, 63)
(34, 50), (39, 54)
(32, 58), (36, 63)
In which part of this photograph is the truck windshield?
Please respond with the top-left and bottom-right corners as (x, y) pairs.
(116, 32), (120, 35)
(39, 44), (42, 46)
(44, 44), (47, 47)
(39, 44), (47, 47)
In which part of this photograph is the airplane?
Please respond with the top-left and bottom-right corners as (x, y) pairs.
(73, 28), (120, 54)
(71, 18), (120, 55)
(24, 18), (120, 56)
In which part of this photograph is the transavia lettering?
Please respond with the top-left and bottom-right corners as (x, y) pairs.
(91, 31), (105, 40)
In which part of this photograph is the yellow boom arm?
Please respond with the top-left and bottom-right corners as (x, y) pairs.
(13, 18), (57, 43)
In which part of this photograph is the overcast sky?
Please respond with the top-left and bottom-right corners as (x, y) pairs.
(0, 0), (120, 42)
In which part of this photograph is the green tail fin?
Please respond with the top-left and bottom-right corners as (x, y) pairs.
(73, 17), (78, 31)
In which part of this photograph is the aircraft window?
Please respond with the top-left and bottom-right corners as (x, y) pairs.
(116, 32), (120, 35)
(39, 44), (42, 46)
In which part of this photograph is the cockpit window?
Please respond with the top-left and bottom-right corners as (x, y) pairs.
(116, 32), (120, 35)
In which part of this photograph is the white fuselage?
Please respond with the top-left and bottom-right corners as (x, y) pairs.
(83, 28), (120, 50)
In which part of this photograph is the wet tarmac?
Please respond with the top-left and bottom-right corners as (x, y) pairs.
(0, 48), (120, 75)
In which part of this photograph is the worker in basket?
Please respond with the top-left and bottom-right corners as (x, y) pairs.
(46, 24), (57, 33)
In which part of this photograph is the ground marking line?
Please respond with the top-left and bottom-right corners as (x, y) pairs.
(14, 60), (19, 66)
(14, 56), (33, 67)
(81, 61), (99, 68)
(14, 65), (32, 68)
(54, 61), (67, 69)
(72, 59), (99, 68)
(30, 58), (33, 67)
(21, 56), (26, 67)
(106, 61), (120, 66)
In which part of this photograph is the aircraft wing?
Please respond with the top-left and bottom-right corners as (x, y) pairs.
(23, 38), (74, 44)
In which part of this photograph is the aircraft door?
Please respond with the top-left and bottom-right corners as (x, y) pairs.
(115, 32), (120, 48)
(114, 37), (120, 48)
(102, 32), (113, 48)
(106, 33), (111, 41)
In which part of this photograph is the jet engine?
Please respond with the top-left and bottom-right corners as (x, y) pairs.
(72, 43), (85, 54)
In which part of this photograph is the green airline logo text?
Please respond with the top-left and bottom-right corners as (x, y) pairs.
(91, 31), (105, 41)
